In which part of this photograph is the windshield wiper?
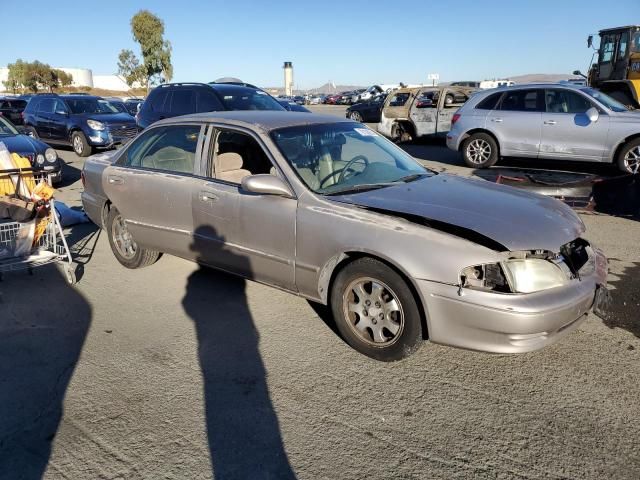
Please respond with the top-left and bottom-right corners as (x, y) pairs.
(324, 183), (397, 196)
(395, 173), (428, 183)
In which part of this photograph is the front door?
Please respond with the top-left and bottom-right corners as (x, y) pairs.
(104, 123), (204, 257)
(409, 88), (438, 137)
(192, 126), (297, 291)
(540, 89), (610, 161)
(486, 88), (544, 158)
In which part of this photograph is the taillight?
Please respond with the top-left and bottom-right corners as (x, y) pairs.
(451, 113), (461, 125)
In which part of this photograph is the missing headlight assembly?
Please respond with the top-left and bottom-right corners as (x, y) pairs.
(460, 239), (592, 294)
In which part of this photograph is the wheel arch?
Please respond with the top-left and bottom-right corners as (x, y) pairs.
(611, 132), (640, 164)
(321, 251), (430, 340)
(458, 128), (501, 154)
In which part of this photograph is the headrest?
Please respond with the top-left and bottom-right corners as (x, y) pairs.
(217, 152), (243, 172)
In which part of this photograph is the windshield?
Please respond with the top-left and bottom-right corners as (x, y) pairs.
(214, 86), (285, 111)
(66, 98), (119, 114)
(632, 32), (640, 53)
(0, 116), (19, 136)
(581, 87), (628, 112)
(271, 123), (430, 195)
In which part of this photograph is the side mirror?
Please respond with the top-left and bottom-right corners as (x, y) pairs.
(587, 35), (593, 49)
(55, 110), (68, 116)
(415, 99), (434, 108)
(586, 107), (599, 123)
(241, 174), (294, 198)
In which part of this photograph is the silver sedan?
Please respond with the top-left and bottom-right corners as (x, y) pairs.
(81, 111), (608, 361)
(446, 83), (640, 173)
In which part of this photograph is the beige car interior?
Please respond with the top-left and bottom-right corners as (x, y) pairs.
(214, 130), (275, 184)
(215, 152), (252, 183)
(138, 127), (199, 174)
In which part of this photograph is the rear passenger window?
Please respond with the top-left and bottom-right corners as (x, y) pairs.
(196, 89), (224, 112)
(148, 88), (169, 112)
(499, 89), (543, 112)
(38, 99), (56, 114)
(124, 125), (201, 174)
(169, 89), (196, 115)
(476, 92), (502, 110)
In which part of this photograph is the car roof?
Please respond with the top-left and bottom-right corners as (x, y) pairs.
(483, 82), (588, 93)
(155, 110), (352, 132)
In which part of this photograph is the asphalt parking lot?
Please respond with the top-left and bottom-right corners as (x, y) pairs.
(1, 105), (639, 480)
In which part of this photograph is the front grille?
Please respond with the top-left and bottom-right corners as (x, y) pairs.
(107, 124), (138, 140)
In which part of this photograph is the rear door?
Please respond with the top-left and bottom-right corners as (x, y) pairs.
(36, 98), (56, 138)
(486, 88), (544, 158)
(539, 88), (610, 161)
(48, 99), (69, 141)
(104, 123), (205, 258)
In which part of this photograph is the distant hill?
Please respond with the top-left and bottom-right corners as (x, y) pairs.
(265, 82), (366, 95)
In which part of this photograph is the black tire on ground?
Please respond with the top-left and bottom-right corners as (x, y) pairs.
(71, 131), (93, 157)
(391, 122), (413, 143)
(330, 257), (424, 362)
(461, 132), (499, 168)
(445, 94), (454, 105)
(616, 137), (640, 174)
(349, 111), (363, 122)
(106, 207), (161, 269)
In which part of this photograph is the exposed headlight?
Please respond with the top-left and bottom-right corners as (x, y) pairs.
(461, 259), (570, 294)
(36, 154), (45, 165)
(45, 148), (57, 162)
(87, 119), (105, 131)
(502, 259), (569, 293)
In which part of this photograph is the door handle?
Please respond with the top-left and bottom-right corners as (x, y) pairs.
(544, 120), (557, 125)
(199, 191), (218, 203)
(108, 175), (124, 185)
(491, 118), (503, 123)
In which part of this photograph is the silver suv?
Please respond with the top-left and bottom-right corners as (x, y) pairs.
(446, 83), (640, 173)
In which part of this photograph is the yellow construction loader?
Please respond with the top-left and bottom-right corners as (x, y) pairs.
(575, 25), (640, 108)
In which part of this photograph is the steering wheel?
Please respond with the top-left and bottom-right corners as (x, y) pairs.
(319, 155), (370, 188)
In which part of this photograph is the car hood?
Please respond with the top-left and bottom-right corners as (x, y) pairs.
(612, 111), (640, 122)
(0, 134), (45, 153)
(84, 113), (136, 124)
(329, 174), (585, 252)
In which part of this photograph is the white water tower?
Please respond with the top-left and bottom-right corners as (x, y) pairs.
(283, 62), (293, 96)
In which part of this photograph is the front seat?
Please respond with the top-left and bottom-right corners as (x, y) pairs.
(216, 152), (251, 183)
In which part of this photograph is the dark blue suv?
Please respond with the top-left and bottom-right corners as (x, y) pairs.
(136, 82), (285, 130)
(23, 94), (138, 157)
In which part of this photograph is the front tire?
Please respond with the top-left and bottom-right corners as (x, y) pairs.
(71, 131), (93, 157)
(107, 207), (161, 269)
(617, 138), (640, 174)
(330, 258), (424, 361)
(461, 132), (499, 168)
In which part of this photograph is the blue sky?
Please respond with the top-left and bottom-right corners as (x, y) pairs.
(0, 0), (636, 88)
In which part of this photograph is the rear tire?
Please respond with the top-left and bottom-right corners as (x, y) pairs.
(107, 207), (161, 269)
(461, 132), (499, 168)
(330, 257), (424, 361)
(617, 138), (640, 174)
(349, 111), (363, 122)
(71, 131), (93, 157)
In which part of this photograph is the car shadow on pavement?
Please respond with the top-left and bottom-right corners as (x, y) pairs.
(181, 226), (296, 479)
(0, 265), (91, 479)
(601, 261), (640, 339)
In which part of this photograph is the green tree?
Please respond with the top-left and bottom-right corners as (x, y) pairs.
(3, 59), (29, 93)
(117, 49), (146, 89)
(118, 10), (172, 92)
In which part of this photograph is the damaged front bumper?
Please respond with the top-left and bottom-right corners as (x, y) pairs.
(417, 247), (609, 353)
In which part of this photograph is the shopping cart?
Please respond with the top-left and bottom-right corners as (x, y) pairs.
(0, 167), (76, 284)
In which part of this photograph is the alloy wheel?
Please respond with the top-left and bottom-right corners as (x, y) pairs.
(112, 214), (137, 260)
(623, 146), (640, 174)
(466, 138), (492, 164)
(73, 135), (83, 155)
(350, 112), (362, 122)
(342, 277), (404, 346)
